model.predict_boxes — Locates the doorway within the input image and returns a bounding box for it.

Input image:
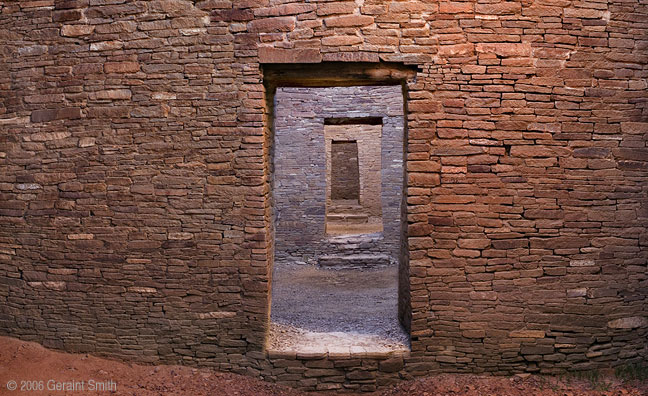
[263,63,415,355]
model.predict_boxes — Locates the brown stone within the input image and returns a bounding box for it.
[1,0,646,389]
[321,35,363,46]
[379,357,404,373]
[258,47,322,63]
[248,17,295,33]
[476,43,532,57]
[408,172,440,187]
[61,24,95,37]
[53,9,82,22]
[475,2,521,15]
[324,15,374,28]
[30,108,81,123]
[104,62,140,73]
[530,237,589,249]
[510,330,545,338]
[440,2,474,13]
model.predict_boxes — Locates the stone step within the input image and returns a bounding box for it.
[318,254,392,268]
[326,232,382,243]
[328,205,364,213]
[326,212,369,224]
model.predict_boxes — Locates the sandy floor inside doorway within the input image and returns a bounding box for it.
[269,262,409,354]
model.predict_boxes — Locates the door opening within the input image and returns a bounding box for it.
[262,63,416,356]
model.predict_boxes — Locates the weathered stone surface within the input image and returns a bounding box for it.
[248,17,295,33]
[607,317,648,329]
[104,61,140,73]
[0,0,646,392]
[324,15,374,28]
[30,108,81,123]
[510,330,546,338]
[258,47,322,63]
[379,357,404,373]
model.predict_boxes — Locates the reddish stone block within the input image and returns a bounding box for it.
[317,2,356,16]
[408,100,442,113]
[491,239,528,249]
[530,237,589,249]
[61,24,94,37]
[258,47,322,63]
[408,172,440,187]
[30,109,58,123]
[104,61,140,73]
[573,147,610,158]
[248,16,295,33]
[321,35,363,46]
[439,2,474,13]
[255,4,316,17]
[52,9,82,22]
[324,15,374,28]
[510,146,555,158]
[461,65,486,74]
[620,122,647,134]
[438,43,474,57]
[30,107,81,123]
[475,2,521,15]
[525,209,563,219]
[476,43,532,57]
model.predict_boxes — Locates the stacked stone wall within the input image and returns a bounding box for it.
[0,0,646,392]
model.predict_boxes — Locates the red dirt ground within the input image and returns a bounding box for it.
[0,336,645,396]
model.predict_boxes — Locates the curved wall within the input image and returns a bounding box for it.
[0,0,646,391]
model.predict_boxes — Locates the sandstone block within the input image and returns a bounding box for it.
[440,2,474,13]
[90,41,124,51]
[408,172,440,187]
[461,65,486,74]
[255,4,316,17]
[30,108,81,123]
[378,357,403,373]
[61,24,95,37]
[258,47,322,63]
[53,9,82,22]
[438,43,474,57]
[67,233,94,240]
[476,43,532,57]
[78,137,96,147]
[463,330,485,338]
[94,89,132,100]
[248,16,295,33]
[607,317,648,329]
[510,330,545,338]
[475,2,521,15]
[168,232,193,240]
[563,8,605,19]
[104,62,140,73]
[324,15,374,28]
[321,35,363,46]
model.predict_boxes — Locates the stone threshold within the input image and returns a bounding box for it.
[267,323,410,360]
[267,346,409,361]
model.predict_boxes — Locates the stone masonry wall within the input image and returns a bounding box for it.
[0,0,646,392]
[273,86,404,265]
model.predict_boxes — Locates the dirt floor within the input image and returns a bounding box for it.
[269,262,408,352]
[1,336,647,396]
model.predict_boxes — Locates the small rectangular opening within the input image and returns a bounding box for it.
[330,140,360,201]
[324,116,383,125]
